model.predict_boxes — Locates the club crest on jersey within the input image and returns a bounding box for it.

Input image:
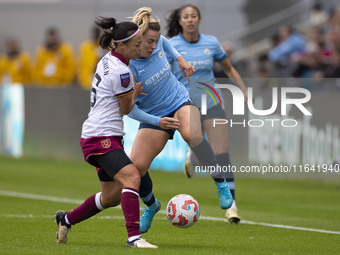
[204,48,211,55]
[158,51,164,58]
[101,138,111,149]
[120,73,130,88]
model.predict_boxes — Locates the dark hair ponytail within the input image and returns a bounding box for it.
[94,17,139,49]
[166,8,181,38]
[166,4,201,38]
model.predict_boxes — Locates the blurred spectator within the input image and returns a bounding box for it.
[77,26,105,90]
[309,2,328,27]
[292,49,326,90]
[0,37,32,85]
[305,26,324,52]
[256,54,273,89]
[325,27,340,51]
[328,5,340,29]
[268,26,306,64]
[322,47,340,78]
[292,50,325,78]
[34,27,75,86]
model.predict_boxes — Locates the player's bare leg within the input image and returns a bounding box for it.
[175,105,233,209]
[130,129,169,233]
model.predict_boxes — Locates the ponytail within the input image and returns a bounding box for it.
[131,7,160,34]
[166,8,182,38]
[94,17,139,50]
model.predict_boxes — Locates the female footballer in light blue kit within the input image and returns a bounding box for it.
[166,4,249,223]
[127,7,233,233]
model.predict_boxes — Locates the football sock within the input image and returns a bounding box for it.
[226,178,235,199]
[121,188,141,239]
[190,138,223,182]
[190,138,216,166]
[216,153,235,198]
[140,172,156,207]
[230,200,237,210]
[66,192,104,225]
[128,235,141,242]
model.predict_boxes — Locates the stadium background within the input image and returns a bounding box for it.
[1,0,340,173]
[0,1,340,254]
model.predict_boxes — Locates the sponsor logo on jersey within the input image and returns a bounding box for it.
[120,73,130,88]
[204,48,211,55]
[188,59,211,69]
[158,51,164,58]
[145,63,170,85]
[101,138,111,149]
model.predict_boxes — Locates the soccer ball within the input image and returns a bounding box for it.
[166,194,200,228]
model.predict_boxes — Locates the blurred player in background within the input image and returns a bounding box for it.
[0,37,32,85]
[166,4,248,223]
[77,26,105,89]
[55,17,157,248]
[34,27,75,86]
[127,7,233,234]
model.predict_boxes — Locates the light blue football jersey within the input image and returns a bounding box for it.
[168,33,228,109]
[129,36,189,117]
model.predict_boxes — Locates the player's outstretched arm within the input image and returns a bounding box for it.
[128,105,180,130]
[161,36,195,81]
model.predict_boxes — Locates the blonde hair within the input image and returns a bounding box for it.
[131,7,160,34]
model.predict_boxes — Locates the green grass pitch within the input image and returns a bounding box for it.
[0,156,340,254]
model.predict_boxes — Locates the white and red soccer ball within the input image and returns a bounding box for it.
[166,194,200,228]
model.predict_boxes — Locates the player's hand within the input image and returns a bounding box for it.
[159,117,180,130]
[133,73,147,98]
[177,56,195,82]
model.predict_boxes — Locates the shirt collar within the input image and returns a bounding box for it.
[111,50,129,66]
[180,32,201,44]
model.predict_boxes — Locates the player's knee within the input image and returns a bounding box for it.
[119,167,141,190]
[186,131,203,147]
[131,158,150,176]
[138,167,149,177]
[180,129,193,145]
[129,170,141,188]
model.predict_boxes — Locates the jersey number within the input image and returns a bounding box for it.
[90,73,102,107]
